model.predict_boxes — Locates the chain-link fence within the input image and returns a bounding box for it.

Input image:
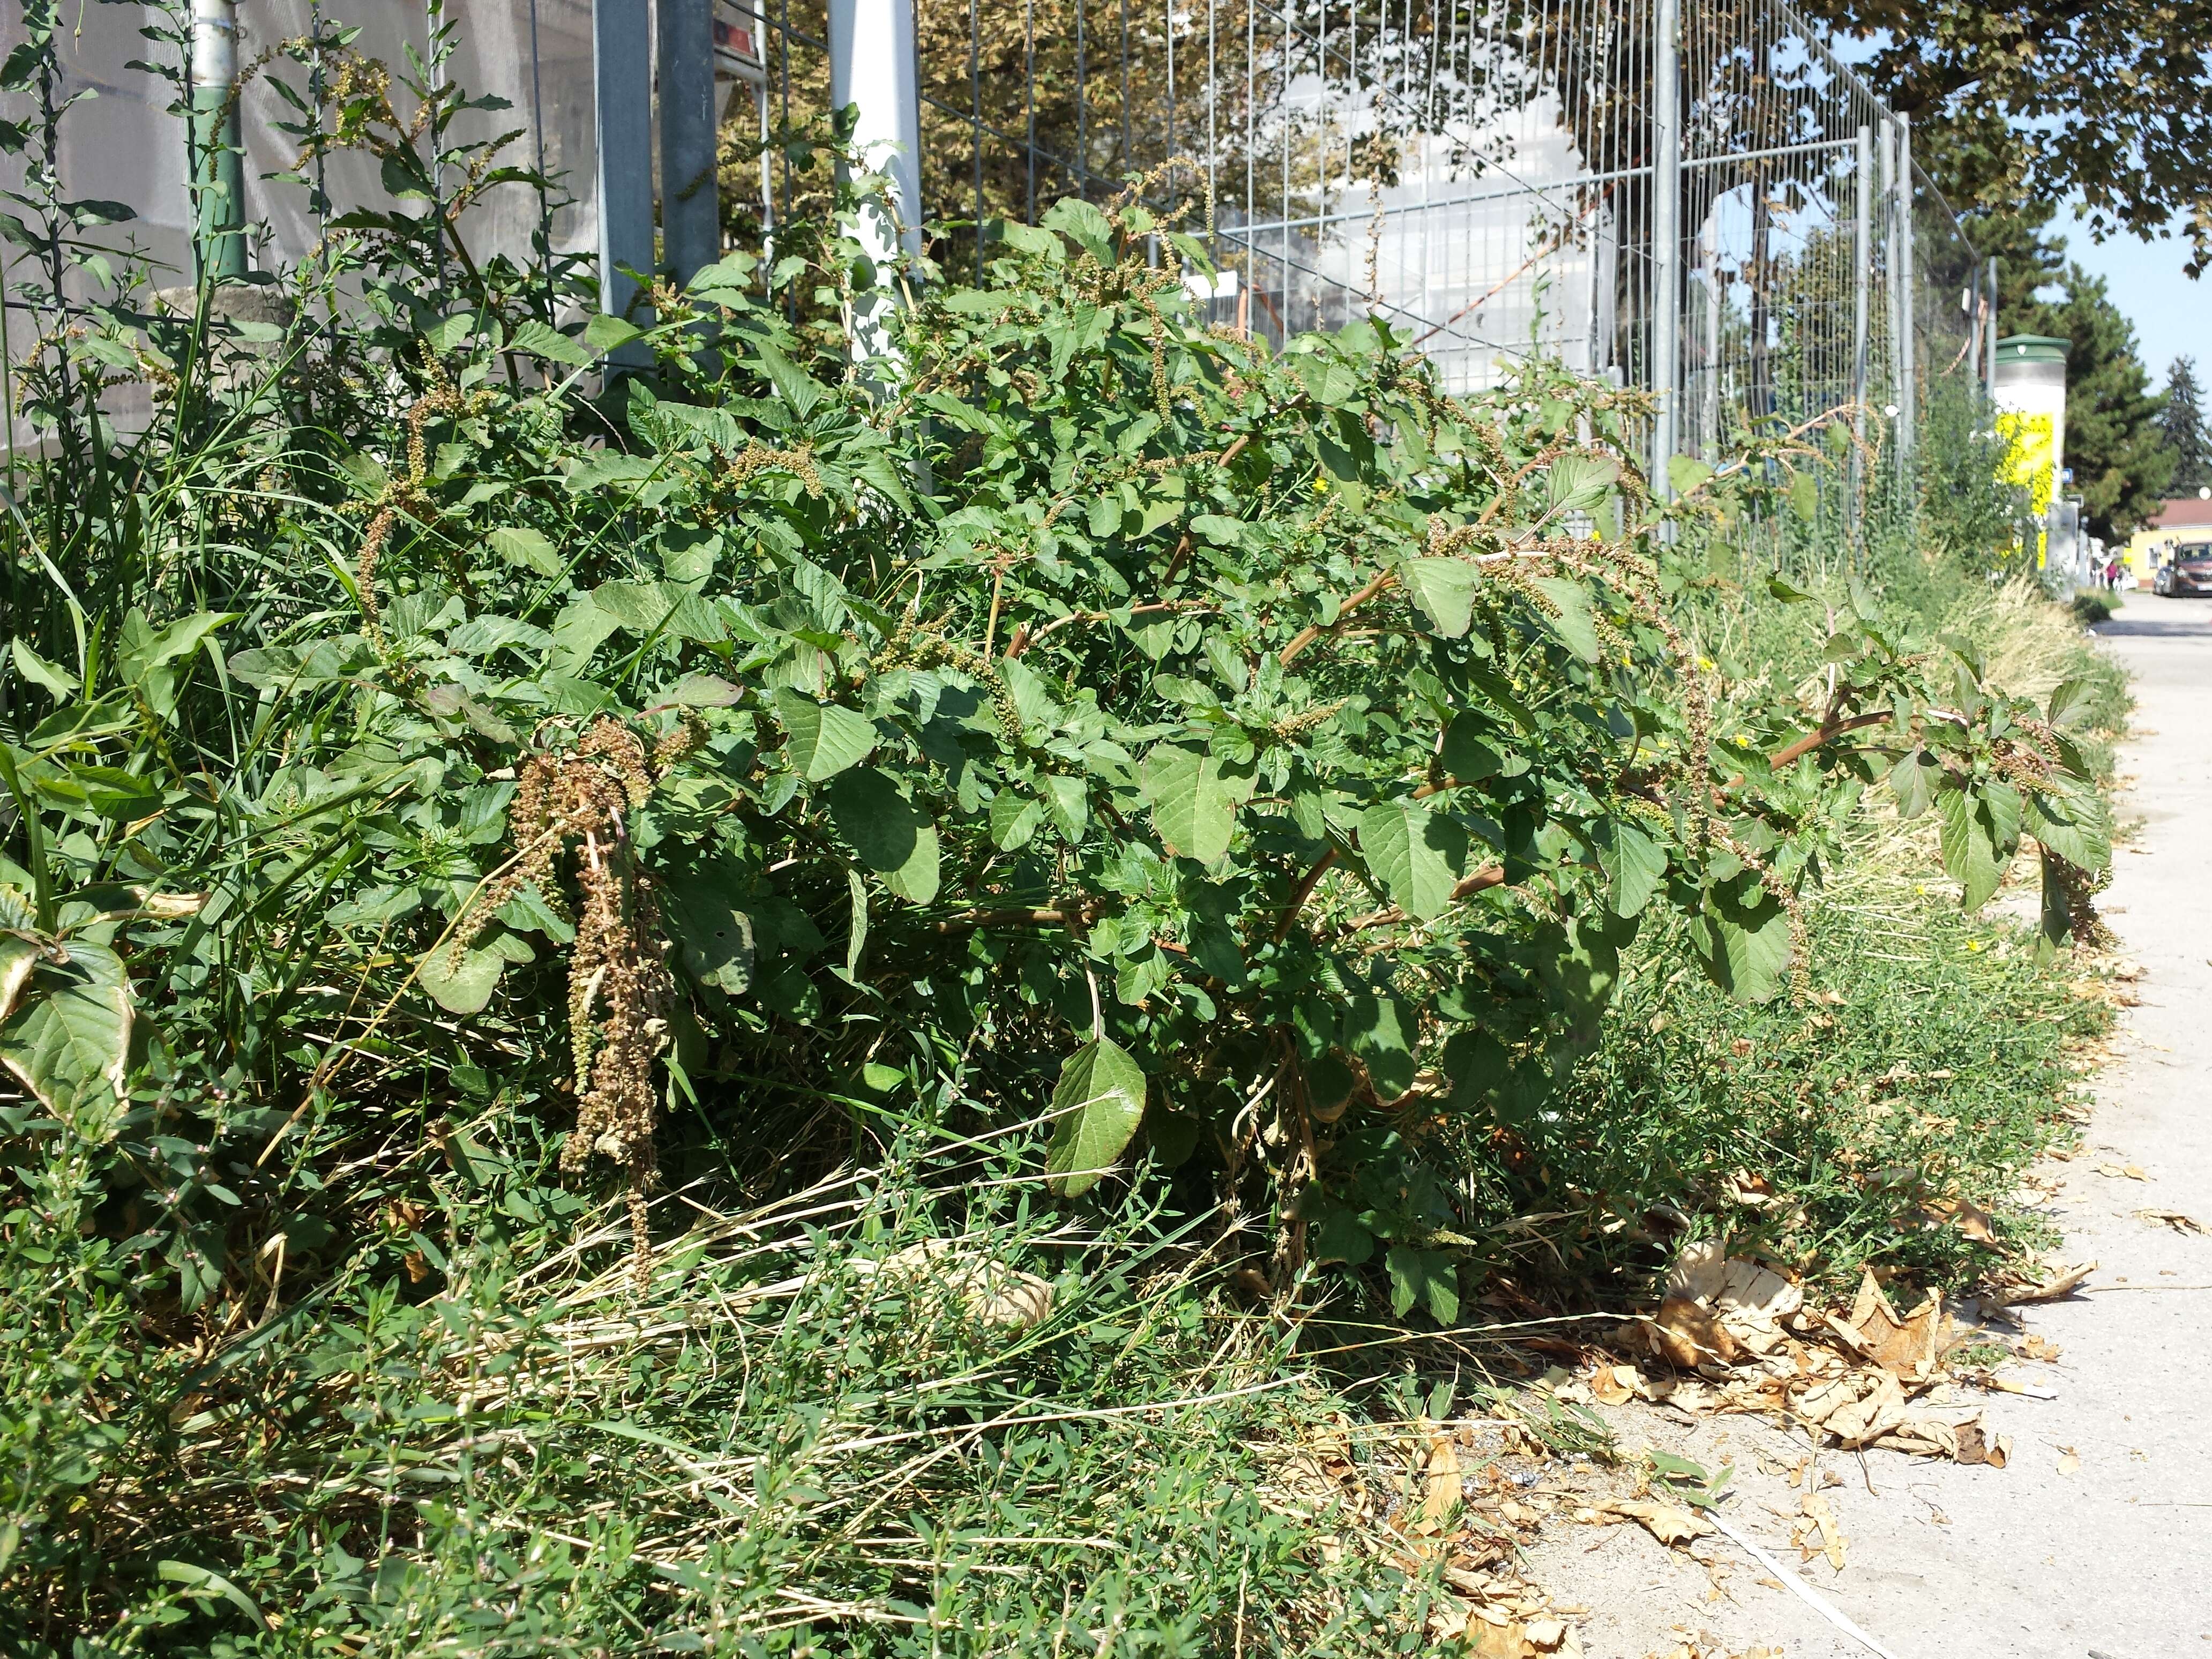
[2,0,1994,477]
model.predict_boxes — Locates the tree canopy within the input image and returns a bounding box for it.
[2161,358,2210,494]
[1802,0,2212,276]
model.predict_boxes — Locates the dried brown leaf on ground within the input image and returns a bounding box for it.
[1987,1258,2097,1307]
[2136,1207,2207,1234]
[1588,1363,1641,1406]
[870,1239,1056,1329]
[1919,1195,1999,1244]
[1798,1492,1847,1570]
[1952,1417,2011,1467]
[2057,1446,2081,1476]
[1839,1270,1948,1379]
[1666,1241,1804,1355]
[2019,1333,2063,1362]
[1598,1497,1714,1547]
[2094,1161,2148,1180]
[1448,1612,1576,1657]
[1649,1296,1741,1369]
[1420,1432,1463,1529]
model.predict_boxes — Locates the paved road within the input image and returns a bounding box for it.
[1523,595,2212,1658]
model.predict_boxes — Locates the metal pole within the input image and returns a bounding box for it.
[1851,124,1870,466]
[1701,219,1719,459]
[828,0,923,363]
[659,0,721,287]
[595,0,655,358]
[190,0,245,283]
[1651,0,1680,494]
[1878,121,1900,476]
[1985,255,1999,407]
[1895,114,1916,467]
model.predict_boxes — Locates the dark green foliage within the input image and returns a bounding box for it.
[0,21,2125,1655]
[1803,0,2212,275]
[2160,357,2210,493]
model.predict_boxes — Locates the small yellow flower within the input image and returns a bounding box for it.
[1697,655,1714,671]
[1966,940,1982,953]
[1312,477,1329,495]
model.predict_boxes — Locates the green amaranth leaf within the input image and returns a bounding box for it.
[1358,798,1464,921]
[774,689,877,783]
[664,869,754,993]
[506,319,595,365]
[1936,783,2011,911]
[2037,849,2072,963]
[10,637,78,698]
[0,943,132,1130]
[1596,819,1667,918]
[1342,991,1418,1100]
[1889,747,1941,819]
[2025,781,2109,874]
[1687,882,1792,1004]
[1140,744,1249,865]
[828,767,941,903]
[1384,1243,1460,1324]
[1398,557,1477,638]
[489,525,563,576]
[1546,452,1618,515]
[1529,576,1602,662]
[1668,454,1715,496]
[1045,1036,1147,1197]
[417,944,505,1014]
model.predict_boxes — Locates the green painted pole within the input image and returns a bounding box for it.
[191,0,245,283]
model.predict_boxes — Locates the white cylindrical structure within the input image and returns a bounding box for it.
[829,0,922,364]
[1993,334,2069,570]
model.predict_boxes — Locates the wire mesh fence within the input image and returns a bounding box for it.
[1,0,1994,481]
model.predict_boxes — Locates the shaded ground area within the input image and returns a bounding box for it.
[1513,596,2212,1658]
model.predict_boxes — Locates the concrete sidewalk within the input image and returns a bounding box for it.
[1521,599,2212,1658]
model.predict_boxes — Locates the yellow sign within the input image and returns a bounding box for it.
[1998,410,2056,565]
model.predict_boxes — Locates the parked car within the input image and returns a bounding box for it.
[2155,543,2212,596]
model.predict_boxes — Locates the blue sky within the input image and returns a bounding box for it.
[2045,207,2207,398]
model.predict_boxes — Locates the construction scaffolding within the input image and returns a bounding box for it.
[1,0,1996,480]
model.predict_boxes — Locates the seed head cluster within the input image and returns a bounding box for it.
[467,717,695,1276]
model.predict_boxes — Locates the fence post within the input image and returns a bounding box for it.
[1894,115,1916,468]
[1651,0,1680,496]
[658,0,721,288]
[1851,124,1871,502]
[829,0,923,365]
[594,0,655,360]
[1985,256,1999,407]
[189,0,246,283]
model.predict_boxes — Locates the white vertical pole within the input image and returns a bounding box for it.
[1851,124,1870,459]
[658,0,721,287]
[1895,114,1916,466]
[1651,0,1680,496]
[829,0,922,364]
[1701,219,1719,459]
[595,0,655,361]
